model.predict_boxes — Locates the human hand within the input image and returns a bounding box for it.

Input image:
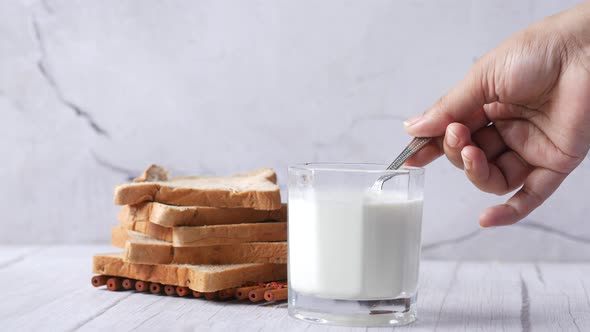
[404,2,590,227]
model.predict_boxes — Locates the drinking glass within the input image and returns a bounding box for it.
[288,163,425,327]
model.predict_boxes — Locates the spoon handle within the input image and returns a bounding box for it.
[386,137,432,170]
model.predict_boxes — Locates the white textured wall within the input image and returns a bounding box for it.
[2,0,589,260]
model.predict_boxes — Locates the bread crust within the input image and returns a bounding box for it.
[93,253,287,292]
[120,203,287,227]
[123,237,287,265]
[116,217,287,247]
[114,168,281,209]
[114,228,287,265]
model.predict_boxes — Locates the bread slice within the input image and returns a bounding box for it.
[117,217,287,247]
[92,253,287,292]
[116,229,287,265]
[119,220,173,242]
[120,202,287,227]
[111,225,129,248]
[114,166,281,210]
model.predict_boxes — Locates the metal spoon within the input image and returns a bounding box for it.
[371,137,431,190]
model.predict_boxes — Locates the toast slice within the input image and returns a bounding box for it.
[117,217,287,247]
[92,253,286,292]
[120,202,287,227]
[114,166,281,210]
[117,229,287,265]
[118,221,173,242]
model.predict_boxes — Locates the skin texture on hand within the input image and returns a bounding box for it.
[404,2,590,227]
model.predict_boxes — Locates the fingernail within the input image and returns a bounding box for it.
[446,128,459,148]
[461,150,472,169]
[403,114,423,127]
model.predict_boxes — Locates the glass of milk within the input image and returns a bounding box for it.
[288,163,424,327]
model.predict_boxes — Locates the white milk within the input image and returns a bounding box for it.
[289,190,423,300]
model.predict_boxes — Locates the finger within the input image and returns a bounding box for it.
[461,146,531,194]
[404,56,498,137]
[471,125,507,160]
[404,138,443,167]
[443,123,472,169]
[405,108,490,167]
[479,168,567,227]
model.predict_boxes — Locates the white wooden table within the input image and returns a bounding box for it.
[1,245,589,332]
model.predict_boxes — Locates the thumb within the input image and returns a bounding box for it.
[405,57,498,137]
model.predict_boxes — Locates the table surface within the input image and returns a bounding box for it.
[1,245,589,332]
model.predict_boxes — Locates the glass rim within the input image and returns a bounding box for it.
[288,162,424,174]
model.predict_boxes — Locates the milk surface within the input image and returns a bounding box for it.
[289,190,423,300]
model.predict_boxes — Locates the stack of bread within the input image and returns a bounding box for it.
[91,165,288,302]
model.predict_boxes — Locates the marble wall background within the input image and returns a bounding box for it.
[2,0,589,260]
